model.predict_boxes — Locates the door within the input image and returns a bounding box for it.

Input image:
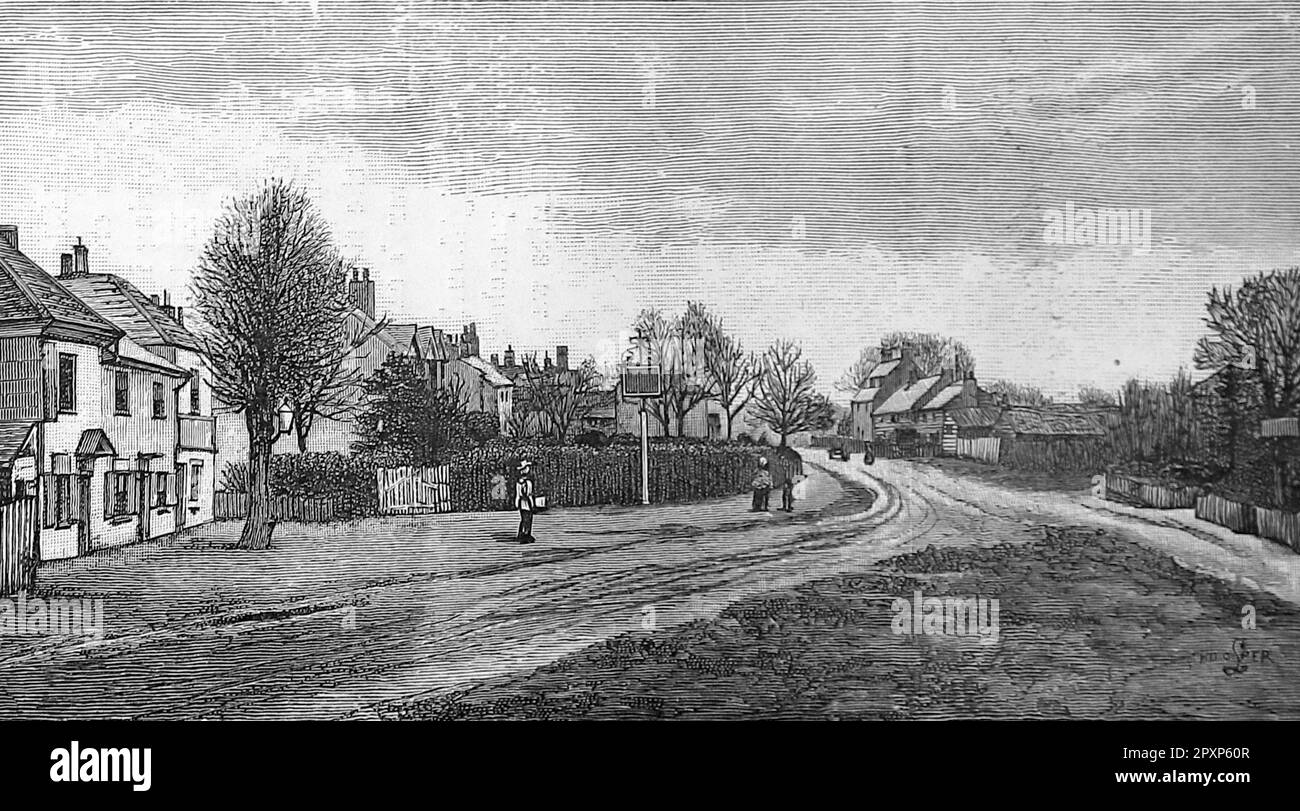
[174,464,187,530]
[136,470,150,544]
[76,474,91,556]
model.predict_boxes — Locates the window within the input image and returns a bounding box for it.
[57,353,76,412]
[114,371,130,415]
[152,380,166,420]
[189,461,202,502]
[45,455,77,529]
[189,370,200,415]
[153,471,170,507]
[104,470,138,519]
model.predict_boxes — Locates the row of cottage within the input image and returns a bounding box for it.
[1,227,216,562]
[847,340,1112,452]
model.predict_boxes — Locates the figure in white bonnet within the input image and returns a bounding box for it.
[750,456,772,512]
[515,459,537,543]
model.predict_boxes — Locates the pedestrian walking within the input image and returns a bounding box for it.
[750,457,772,512]
[515,459,537,543]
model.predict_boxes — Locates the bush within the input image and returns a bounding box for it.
[220,452,378,519]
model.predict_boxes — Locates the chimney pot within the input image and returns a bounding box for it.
[0,225,17,250]
[150,294,160,306]
[362,267,369,280]
[60,253,73,277]
[70,239,89,277]
[176,306,184,326]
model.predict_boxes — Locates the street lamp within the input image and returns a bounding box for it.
[277,400,295,435]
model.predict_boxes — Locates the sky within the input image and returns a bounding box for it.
[1,0,1298,402]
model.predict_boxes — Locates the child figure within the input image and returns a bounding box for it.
[781,474,797,512]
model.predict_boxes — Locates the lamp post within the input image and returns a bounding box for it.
[277,400,295,436]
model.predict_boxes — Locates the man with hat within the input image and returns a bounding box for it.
[515,459,537,543]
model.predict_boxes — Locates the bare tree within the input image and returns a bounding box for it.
[1195,267,1300,505]
[751,340,835,446]
[1076,386,1117,408]
[289,262,390,452]
[700,310,759,439]
[191,179,345,550]
[631,308,675,433]
[986,379,1053,407]
[521,357,603,442]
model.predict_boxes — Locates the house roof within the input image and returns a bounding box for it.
[851,386,881,404]
[0,242,121,341]
[387,323,417,353]
[57,273,201,351]
[875,375,943,415]
[867,359,900,380]
[112,334,189,376]
[458,354,513,388]
[946,406,1002,429]
[921,382,966,411]
[996,407,1106,436]
[75,428,117,458]
[0,421,36,463]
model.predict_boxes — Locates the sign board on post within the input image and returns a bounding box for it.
[621,364,663,397]
[621,364,661,505]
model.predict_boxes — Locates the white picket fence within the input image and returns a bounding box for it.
[375,465,453,514]
[956,437,1001,465]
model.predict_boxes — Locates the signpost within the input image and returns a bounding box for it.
[621,363,662,505]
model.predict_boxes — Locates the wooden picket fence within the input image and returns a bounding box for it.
[214,491,338,523]
[957,437,1002,465]
[1255,506,1300,552]
[1195,494,1257,534]
[0,496,37,595]
[376,466,452,514]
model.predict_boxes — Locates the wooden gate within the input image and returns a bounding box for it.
[0,496,38,595]
[376,465,452,514]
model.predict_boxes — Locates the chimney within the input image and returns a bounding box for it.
[503,345,515,368]
[556,345,569,371]
[0,225,17,250]
[544,351,553,371]
[176,306,184,326]
[490,353,500,367]
[67,238,89,278]
[150,294,160,306]
[348,267,376,319]
[60,253,73,277]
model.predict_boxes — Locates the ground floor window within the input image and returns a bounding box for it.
[45,473,76,529]
[105,470,139,519]
[152,471,175,508]
[189,461,203,502]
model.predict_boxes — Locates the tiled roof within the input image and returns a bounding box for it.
[875,375,943,415]
[867,359,900,380]
[946,406,1002,429]
[57,274,200,351]
[458,354,513,388]
[0,421,36,462]
[920,383,966,411]
[387,323,417,352]
[0,242,120,339]
[851,386,881,404]
[996,407,1106,436]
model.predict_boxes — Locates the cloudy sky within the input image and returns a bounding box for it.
[2,0,1298,400]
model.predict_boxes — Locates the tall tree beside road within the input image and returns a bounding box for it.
[1195,267,1300,505]
[352,355,467,464]
[631,305,715,436]
[192,179,347,550]
[518,356,604,442]
[289,261,389,453]
[699,309,760,440]
[837,331,975,391]
[751,340,835,446]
